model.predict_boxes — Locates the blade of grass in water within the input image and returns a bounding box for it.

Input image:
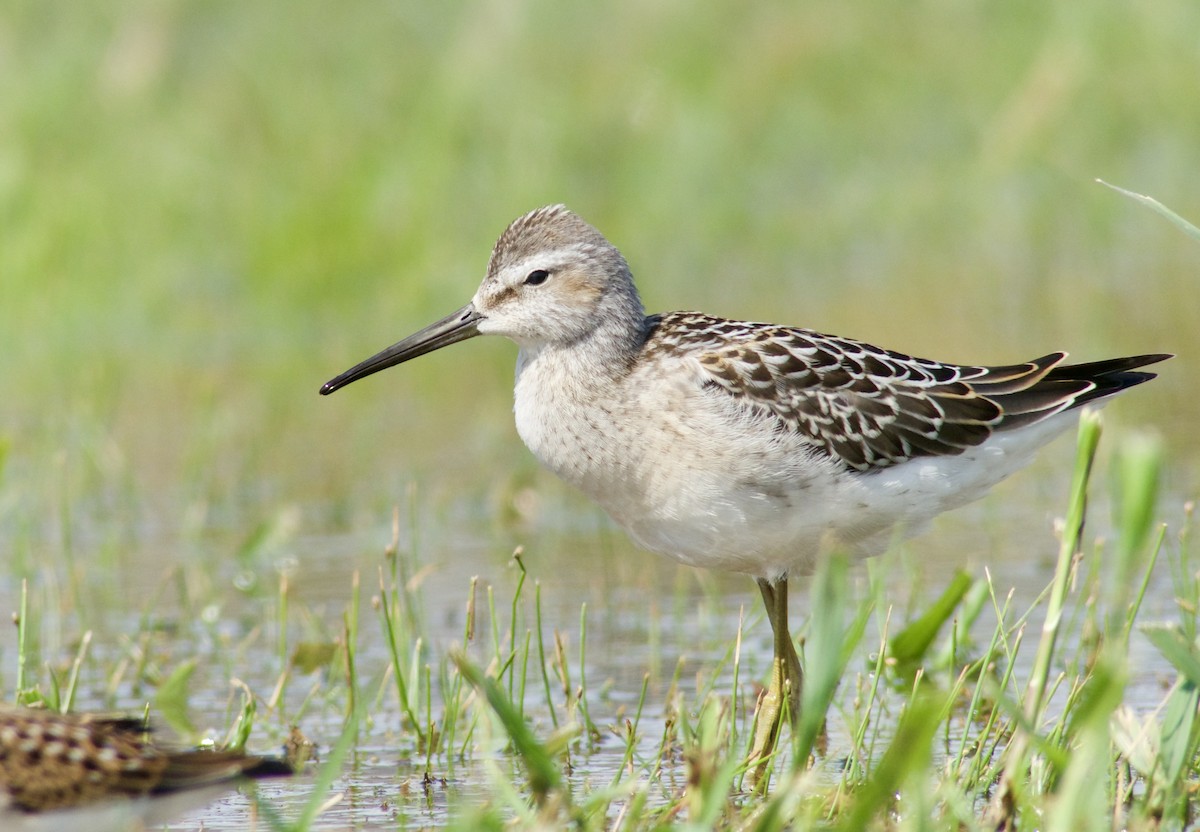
[1045,658,1127,832]
[834,691,946,832]
[277,572,289,688]
[793,553,871,770]
[61,629,91,714]
[888,569,972,666]
[1097,180,1200,242]
[377,567,425,743]
[535,581,560,729]
[452,649,562,805]
[578,602,599,744]
[260,712,358,832]
[155,658,199,743]
[992,411,1102,820]
[15,579,28,700]
[1110,435,1164,642]
[610,672,650,790]
[510,550,527,704]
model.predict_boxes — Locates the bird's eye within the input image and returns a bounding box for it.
[524,269,550,286]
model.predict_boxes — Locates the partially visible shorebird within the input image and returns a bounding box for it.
[320,204,1169,784]
[0,707,292,829]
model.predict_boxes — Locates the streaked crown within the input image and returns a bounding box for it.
[472,205,645,351]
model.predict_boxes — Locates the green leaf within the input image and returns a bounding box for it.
[1158,680,1200,785]
[889,570,973,663]
[1114,435,1163,584]
[1063,656,1127,740]
[291,641,338,674]
[155,658,198,741]
[1142,624,1200,687]
[227,691,257,752]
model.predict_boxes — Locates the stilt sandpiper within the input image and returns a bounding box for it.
[320,205,1169,785]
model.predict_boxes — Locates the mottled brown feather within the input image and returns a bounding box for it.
[645,312,1169,472]
[0,708,291,813]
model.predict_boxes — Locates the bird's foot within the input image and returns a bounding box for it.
[746,654,800,791]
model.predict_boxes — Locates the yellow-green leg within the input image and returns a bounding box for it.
[746,576,803,790]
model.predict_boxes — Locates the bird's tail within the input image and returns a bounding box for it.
[980,352,1171,432]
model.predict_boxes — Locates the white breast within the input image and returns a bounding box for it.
[512,344,1085,580]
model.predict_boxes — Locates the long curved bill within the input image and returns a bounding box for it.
[320,304,483,395]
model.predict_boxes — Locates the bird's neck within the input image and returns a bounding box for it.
[518,307,650,384]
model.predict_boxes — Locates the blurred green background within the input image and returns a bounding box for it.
[2,0,1196,545]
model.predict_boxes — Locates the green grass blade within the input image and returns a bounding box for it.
[376,567,425,742]
[1110,434,1164,640]
[834,691,944,832]
[991,412,1102,821]
[1142,624,1200,686]
[15,579,28,700]
[794,552,868,766]
[452,649,561,804]
[1158,680,1200,785]
[888,569,972,664]
[289,712,358,832]
[1044,658,1126,832]
[1098,180,1200,242]
[154,658,199,742]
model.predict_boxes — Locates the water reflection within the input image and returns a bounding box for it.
[0,462,1189,828]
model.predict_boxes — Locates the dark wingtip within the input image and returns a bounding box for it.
[1055,353,1173,407]
[240,756,298,779]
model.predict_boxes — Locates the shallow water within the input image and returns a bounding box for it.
[188,466,1190,825]
[0,430,1190,829]
[3,3,1194,825]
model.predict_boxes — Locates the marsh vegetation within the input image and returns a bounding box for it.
[2,1,1198,828]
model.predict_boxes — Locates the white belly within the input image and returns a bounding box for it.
[513,348,1081,580]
